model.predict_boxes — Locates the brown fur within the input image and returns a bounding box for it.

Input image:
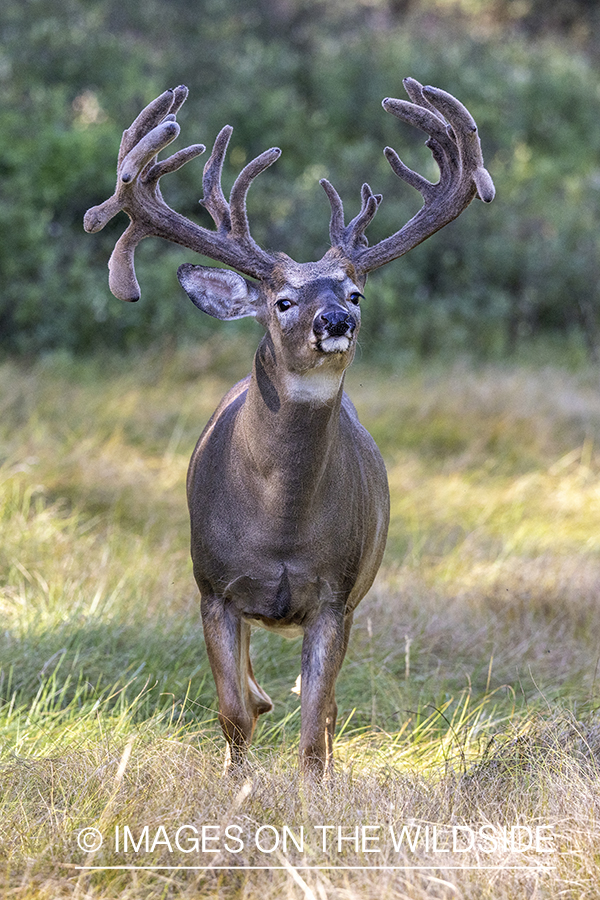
[83,80,493,776]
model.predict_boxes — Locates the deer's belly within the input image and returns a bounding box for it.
[243,616,305,639]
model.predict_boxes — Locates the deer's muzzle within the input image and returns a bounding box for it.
[313,308,356,340]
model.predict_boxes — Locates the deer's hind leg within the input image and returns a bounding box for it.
[201,595,272,770]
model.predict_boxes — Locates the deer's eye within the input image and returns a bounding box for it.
[349,291,364,305]
[275,298,294,312]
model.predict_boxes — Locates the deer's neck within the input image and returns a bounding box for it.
[236,336,345,513]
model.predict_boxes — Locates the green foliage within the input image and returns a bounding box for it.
[2,0,600,356]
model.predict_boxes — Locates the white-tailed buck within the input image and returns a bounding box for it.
[84,80,494,776]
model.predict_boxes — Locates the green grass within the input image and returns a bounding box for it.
[1,342,600,897]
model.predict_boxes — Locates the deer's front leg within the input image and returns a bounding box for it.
[299,609,353,777]
[201,595,271,771]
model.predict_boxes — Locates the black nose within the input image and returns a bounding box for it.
[317,308,356,337]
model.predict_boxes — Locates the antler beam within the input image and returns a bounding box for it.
[83,86,279,301]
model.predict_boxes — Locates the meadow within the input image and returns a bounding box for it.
[1,339,600,898]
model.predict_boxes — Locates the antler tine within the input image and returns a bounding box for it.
[402,76,445,121]
[143,86,192,176]
[320,179,345,246]
[201,126,234,232]
[351,77,494,275]
[168,84,189,118]
[119,119,180,184]
[230,147,281,241]
[422,85,495,202]
[144,144,206,183]
[319,180,382,253]
[382,94,459,167]
[118,88,182,167]
[473,165,496,204]
[108,223,144,301]
[345,184,383,249]
[383,145,437,202]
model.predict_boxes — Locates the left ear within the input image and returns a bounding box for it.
[177,263,264,320]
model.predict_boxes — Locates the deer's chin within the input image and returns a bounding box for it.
[317,335,353,354]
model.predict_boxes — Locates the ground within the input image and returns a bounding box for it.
[0,340,599,898]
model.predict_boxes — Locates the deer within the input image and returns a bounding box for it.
[84,79,494,777]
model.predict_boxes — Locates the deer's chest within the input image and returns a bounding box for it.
[187,386,387,623]
[189,434,363,610]
[190,467,363,597]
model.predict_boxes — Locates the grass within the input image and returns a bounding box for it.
[1,339,600,897]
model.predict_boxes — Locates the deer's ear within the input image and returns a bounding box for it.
[177,264,263,320]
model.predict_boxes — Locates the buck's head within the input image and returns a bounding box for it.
[84,80,494,373]
[177,249,365,380]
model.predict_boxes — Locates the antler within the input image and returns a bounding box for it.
[320,77,495,275]
[83,86,279,301]
[85,80,493,300]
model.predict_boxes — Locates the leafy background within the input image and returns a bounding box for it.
[3,0,600,359]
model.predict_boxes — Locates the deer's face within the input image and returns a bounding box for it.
[263,257,363,377]
[178,253,365,379]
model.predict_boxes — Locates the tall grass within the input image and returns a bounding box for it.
[1,343,599,897]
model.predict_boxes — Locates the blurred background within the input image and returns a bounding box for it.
[3,11,600,883]
[2,0,600,361]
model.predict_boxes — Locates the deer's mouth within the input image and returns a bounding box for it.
[316,334,353,354]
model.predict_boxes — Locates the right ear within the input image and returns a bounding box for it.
[177,264,264,320]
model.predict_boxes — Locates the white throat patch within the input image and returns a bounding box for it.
[282,369,343,403]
